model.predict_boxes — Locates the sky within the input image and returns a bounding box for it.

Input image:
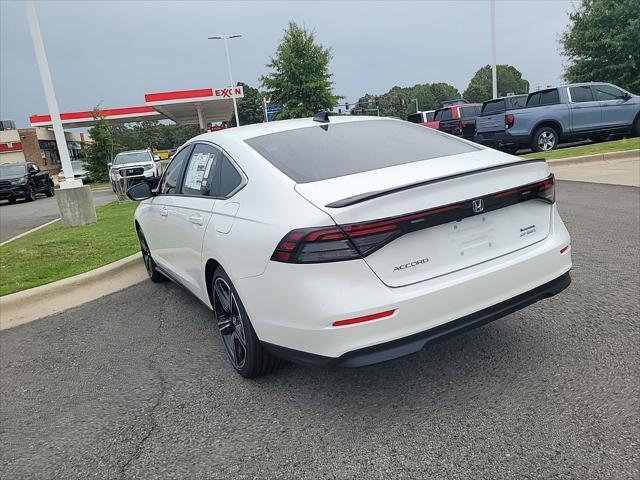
[1,0,577,128]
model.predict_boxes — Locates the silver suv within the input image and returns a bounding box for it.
[109,150,163,192]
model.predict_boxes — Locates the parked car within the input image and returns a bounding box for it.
[109,149,163,192]
[407,110,435,124]
[0,162,54,203]
[438,103,482,140]
[59,160,89,183]
[474,95,529,152]
[127,115,572,378]
[474,83,640,152]
[420,103,481,133]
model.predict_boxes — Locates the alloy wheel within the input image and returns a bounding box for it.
[537,131,556,151]
[213,277,247,369]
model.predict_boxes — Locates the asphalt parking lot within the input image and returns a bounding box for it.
[0,188,116,242]
[1,180,638,479]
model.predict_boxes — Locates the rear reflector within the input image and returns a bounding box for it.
[271,174,556,264]
[332,309,396,327]
[560,244,570,254]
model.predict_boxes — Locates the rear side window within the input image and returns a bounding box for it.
[245,119,479,183]
[181,143,220,196]
[481,100,505,114]
[569,85,594,103]
[434,108,452,121]
[218,155,243,197]
[593,84,626,101]
[460,106,480,117]
[159,146,191,194]
[407,113,423,123]
[424,111,435,122]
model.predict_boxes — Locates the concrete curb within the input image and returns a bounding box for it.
[542,149,639,166]
[0,253,147,331]
[0,218,61,246]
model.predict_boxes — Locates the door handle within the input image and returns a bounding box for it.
[159,207,168,217]
[189,215,204,225]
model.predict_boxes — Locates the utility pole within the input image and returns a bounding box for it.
[26,0,95,226]
[26,1,79,188]
[490,0,498,99]
[208,35,242,126]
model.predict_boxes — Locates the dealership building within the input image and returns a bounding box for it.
[0,122,89,173]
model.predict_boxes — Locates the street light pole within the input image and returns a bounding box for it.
[490,0,498,99]
[208,34,242,127]
[26,0,80,188]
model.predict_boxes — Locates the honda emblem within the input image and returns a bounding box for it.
[472,198,484,213]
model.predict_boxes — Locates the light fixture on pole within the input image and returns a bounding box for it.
[208,34,242,127]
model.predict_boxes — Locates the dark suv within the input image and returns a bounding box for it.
[0,162,55,204]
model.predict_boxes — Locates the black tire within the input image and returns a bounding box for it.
[632,116,640,137]
[45,182,55,197]
[531,126,559,152]
[211,267,283,378]
[112,182,117,194]
[137,227,165,283]
[24,184,36,202]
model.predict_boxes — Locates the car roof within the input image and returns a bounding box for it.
[115,149,151,154]
[191,115,389,143]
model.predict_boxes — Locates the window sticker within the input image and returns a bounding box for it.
[184,152,215,192]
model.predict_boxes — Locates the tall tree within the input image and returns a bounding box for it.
[85,112,118,182]
[261,22,340,119]
[463,65,530,103]
[351,83,461,118]
[562,0,639,93]
[229,82,265,126]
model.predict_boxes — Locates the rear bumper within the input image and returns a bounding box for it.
[237,205,572,361]
[474,131,528,147]
[265,271,571,368]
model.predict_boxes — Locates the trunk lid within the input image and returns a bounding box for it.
[295,150,552,287]
[475,114,505,134]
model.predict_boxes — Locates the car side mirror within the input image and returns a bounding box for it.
[623,92,632,100]
[126,182,153,201]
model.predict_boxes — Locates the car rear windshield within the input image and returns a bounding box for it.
[460,106,480,117]
[244,119,480,183]
[481,100,505,114]
[0,164,26,176]
[434,108,452,121]
[113,152,151,165]
[406,113,423,123]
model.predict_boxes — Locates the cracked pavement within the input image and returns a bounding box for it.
[1,181,638,479]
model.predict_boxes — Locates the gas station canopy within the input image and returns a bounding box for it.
[29,86,244,130]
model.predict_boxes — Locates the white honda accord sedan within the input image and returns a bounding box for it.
[127,115,572,377]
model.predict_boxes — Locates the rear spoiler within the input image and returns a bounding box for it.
[325,158,547,208]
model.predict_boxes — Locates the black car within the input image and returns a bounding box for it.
[0,162,55,204]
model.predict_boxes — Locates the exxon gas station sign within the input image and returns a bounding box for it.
[213,86,244,99]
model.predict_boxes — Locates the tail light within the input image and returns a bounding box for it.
[505,114,515,129]
[272,174,555,264]
[460,120,467,128]
[494,174,555,204]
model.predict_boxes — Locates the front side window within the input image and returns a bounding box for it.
[569,85,594,103]
[245,119,479,183]
[159,146,191,195]
[593,84,626,101]
[181,144,220,196]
